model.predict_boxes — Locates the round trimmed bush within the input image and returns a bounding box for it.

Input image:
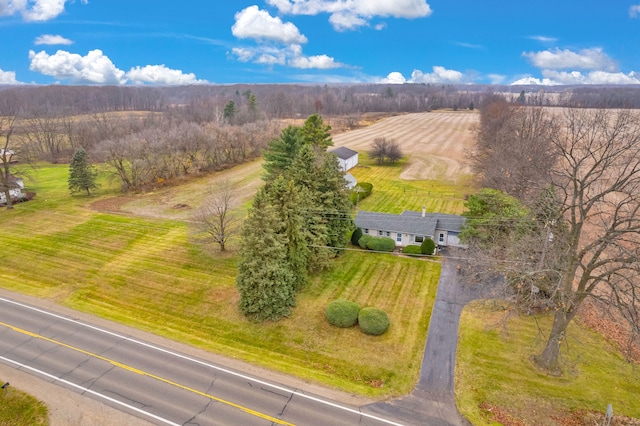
[326,300,361,328]
[351,227,363,245]
[421,237,436,255]
[358,307,390,335]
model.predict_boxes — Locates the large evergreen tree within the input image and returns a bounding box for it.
[68,148,99,196]
[236,188,296,321]
[237,114,353,321]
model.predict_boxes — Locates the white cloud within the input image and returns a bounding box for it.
[380,66,466,84]
[629,5,640,17]
[0,0,86,22]
[522,47,617,71]
[289,53,340,69]
[29,49,207,85]
[510,76,560,86]
[528,35,558,43]
[232,6,307,44]
[29,49,127,84]
[231,44,343,69]
[488,74,506,85]
[266,0,432,31]
[34,34,73,45]
[126,65,207,85]
[510,70,640,85]
[0,68,23,85]
[411,66,465,84]
[380,72,406,84]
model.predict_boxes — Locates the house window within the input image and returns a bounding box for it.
[414,235,424,243]
[439,233,445,244]
[363,228,369,234]
[396,233,402,243]
[378,230,383,236]
[386,231,390,237]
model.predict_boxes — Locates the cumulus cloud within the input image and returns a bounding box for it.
[232,6,307,44]
[231,44,343,69]
[29,49,205,85]
[522,47,617,71]
[0,68,23,85]
[0,0,86,22]
[380,71,406,84]
[411,66,465,83]
[34,34,73,45]
[126,65,207,85]
[629,5,640,17]
[266,0,432,31]
[289,53,341,69]
[380,66,466,84]
[29,49,127,84]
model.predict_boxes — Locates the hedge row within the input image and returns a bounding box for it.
[356,234,395,252]
[325,300,390,335]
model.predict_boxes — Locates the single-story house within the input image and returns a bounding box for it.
[0,174,25,205]
[330,147,358,172]
[354,208,466,248]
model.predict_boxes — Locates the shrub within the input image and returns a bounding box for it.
[351,227,363,245]
[402,245,422,256]
[421,237,436,255]
[326,300,361,328]
[366,236,395,252]
[350,182,373,204]
[358,307,390,335]
[358,234,371,249]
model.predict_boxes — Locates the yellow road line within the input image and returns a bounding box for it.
[0,321,294,426]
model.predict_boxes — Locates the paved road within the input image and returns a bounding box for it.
[0,295,404,426]
[366,257,491,426]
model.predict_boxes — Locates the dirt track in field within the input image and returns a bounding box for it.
[333,111,478,182]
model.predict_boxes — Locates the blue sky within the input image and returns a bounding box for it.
[1,0,640,86]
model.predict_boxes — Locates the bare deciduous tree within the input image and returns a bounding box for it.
[464,108,640,373]
[470,99,558,201]
[196,180,239,252]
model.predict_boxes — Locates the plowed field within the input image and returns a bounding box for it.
[333,110,478,182]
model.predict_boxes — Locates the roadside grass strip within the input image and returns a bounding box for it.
[456,300,640,424]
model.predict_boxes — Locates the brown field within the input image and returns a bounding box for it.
[112,110,479,219]
[332,110,478,182]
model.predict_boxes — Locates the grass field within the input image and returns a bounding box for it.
[350,153,471,214]
[0,159,446,397]
[456,300,640,424]
[0,381,48,426]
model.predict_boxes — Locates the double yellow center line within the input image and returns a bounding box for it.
[0,321,294,426]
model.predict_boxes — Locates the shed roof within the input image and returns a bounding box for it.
[329,146,358,160]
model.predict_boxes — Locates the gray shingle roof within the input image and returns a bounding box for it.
[354,210,465,236]
[329,146,358,160]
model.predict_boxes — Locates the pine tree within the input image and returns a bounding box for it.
[301,114,332,149]
[262,126,304,181]
[68,148,98,196]
[236,188,296,321]
[267,176,308,290]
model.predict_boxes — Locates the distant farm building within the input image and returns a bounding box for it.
[330,147,358,172]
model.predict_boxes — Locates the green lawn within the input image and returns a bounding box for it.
[456,300,640,424]
[1,163,446,397]
[0,382,48,426]
[350,154,471,214]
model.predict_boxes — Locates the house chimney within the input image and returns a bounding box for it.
[422,205,426,217]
